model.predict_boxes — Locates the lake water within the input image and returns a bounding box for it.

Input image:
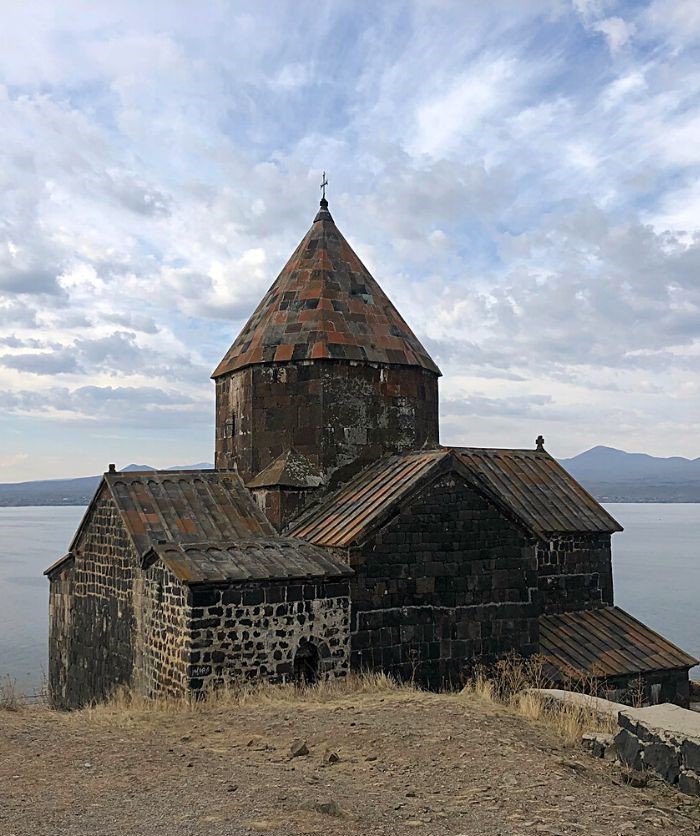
[0,503,698,694]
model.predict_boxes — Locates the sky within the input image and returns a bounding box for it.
[1,0,699,481]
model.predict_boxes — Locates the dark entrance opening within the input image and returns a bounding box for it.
[293,642,320,685]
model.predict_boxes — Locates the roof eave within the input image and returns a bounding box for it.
[212,356,441,380]
[44,552,75,577]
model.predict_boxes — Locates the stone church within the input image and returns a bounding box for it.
[46,194,697,709]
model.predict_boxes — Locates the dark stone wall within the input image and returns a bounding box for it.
[349,474,539,687]
[537,533,613,615]
[598,669,690,708]
[48,489,138,709]
[215,360,439,483]
[141,561,190,698]
[186,579,350,692]
[47,560,74,708]
[250,486,315,532]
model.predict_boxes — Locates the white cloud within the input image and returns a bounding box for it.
[0,0,700,479]
[593,16,635,54]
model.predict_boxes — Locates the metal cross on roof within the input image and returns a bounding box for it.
[320,171,328,201]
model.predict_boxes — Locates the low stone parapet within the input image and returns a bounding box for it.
[615,703,700,796]
[527,687,628,718]
[529,689,700,796]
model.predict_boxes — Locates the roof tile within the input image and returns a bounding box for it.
[212,203,440,378]
[539,606,698,678]
[289,446,622,547]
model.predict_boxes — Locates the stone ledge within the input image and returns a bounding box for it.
[616,703,700,795]
[527,688,627,718]
[532,689,700,797]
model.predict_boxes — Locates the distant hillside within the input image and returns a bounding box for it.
[0,463,214,507]
[2,447,699,506]
[558,446,700,502]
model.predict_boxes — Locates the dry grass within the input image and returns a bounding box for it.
[516,689,616,746]
[461,653,616,747]
[80,670,413,726]
[0,675,22,711]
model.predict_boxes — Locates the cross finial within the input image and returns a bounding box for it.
[320,171,328,203]
[535,435,545,451]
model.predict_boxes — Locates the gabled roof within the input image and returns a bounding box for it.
[288,449,533,547]
[247,448,323,490]
[70,469,274,558]
[143,538,352,585]
[454,447,622,535]
[539,606,698,679]
[212,200,440,378]
[288,446,622,547]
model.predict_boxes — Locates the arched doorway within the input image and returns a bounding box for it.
[293,641,320,685]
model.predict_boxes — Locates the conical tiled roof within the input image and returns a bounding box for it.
[212,200,440,378]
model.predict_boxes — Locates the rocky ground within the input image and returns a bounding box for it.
[1,687,699,836]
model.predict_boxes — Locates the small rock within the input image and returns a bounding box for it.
[83,762,92,769]
[300,799,341,817]
[582,732,614,759]
[406,790,417,798]
[623,769,648,788]
[326,751,340,764]
[290,739,309,757]
[227,784,238,793]
[556,757,586,774]
[365,755,377,762]
[180,735,191,742]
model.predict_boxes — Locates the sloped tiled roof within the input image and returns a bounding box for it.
[289,446,622,547]
[145,538,351,584]
[288,450,448,547]
[247,448,323,489]
[212,200,440,377]
[539,607,698,679]
[70,469,274,557]
[454,447,622,535]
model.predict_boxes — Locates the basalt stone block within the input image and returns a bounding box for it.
[644,742,680,784]
[679,769,700,797]
[191,588,220,607]
[242,589,264,606]
[682,739,700,772]
[615,728,643,771]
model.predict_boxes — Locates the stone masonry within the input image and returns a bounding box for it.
[614,704,700,796]
[48,489,137,709]
[347,474,539,686]
[47,479,351,708]
[186,579,350,693]
[537,533,613,615]
[215,360,439,484]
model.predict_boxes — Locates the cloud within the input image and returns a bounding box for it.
[1,351,81,375]
[0,0,699,479]
[592,17,635,54]
[0,384,210,427]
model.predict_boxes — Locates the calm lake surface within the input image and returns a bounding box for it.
[0,503,698,694]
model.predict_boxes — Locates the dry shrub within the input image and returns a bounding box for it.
[81,670,411,726]
[0,675,22,711]
[516,690,616,747]
[461,653,614,747]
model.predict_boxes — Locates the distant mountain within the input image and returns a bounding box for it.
[558,446,700,502]
[3,447,699,506]
[0,463,214,507]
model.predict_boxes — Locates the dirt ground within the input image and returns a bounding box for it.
[1,688,699,836]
